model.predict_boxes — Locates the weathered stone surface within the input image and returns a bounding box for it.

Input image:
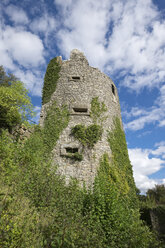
[40,49,122,187]
[12,124,33,141]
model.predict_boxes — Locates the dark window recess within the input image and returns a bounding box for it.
[73,107,88,113]
[112,84,115,95]
[72,76,80,80]
[66,147,78,153]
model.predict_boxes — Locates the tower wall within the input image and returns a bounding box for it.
[40,49,122,186]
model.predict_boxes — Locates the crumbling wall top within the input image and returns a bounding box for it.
[70,49,89,65]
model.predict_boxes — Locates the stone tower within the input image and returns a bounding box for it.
[40,49,122,186]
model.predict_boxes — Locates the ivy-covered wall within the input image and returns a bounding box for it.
[107,118,137,205]
[42,57,61,105]
[43,102,69,154]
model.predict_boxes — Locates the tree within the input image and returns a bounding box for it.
[0,66,17,87]
[0,67,34,132]
[147,184,165,205]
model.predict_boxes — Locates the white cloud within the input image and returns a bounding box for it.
[124,85,165,130]
[153,142,165,159]
[55,0,165,91]
[0,3,45,96]
[14,68,44,96]
[55,0,111,69]
[1,26,45,67]
[30,14,57,34]
[0,24,45,96]
[5,5,29,24]
[30,14,57,47]
[128,148,165,193]
[32,106,42,123]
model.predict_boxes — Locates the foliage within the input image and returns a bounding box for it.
[147,184,165,205]
[90,97,107,124]
[0,78,163,247]
[0,80,34,132]
[0,122,163,247]
[108,118,137,206]
[71,124,102,148]
[43,102,69,154]
[42,57,61,105]
[0,65,17,87]
[0,129,104,247]
[65,152,83,161]
[90,153,161,248]
[0,184,42,248]
[138,184,165,245]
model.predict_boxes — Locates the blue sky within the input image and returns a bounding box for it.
[0,0,165,193]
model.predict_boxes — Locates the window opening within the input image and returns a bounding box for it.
[66,147,78,153]
[112,84,115,95]
[73,107,88,113]
[72,76,80,80]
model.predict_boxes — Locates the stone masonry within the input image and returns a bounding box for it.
[40,49,122,187]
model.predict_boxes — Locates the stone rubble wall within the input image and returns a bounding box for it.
[40,49,122,187]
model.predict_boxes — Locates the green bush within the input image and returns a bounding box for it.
[0,81,34,132]
[0,119,163,247]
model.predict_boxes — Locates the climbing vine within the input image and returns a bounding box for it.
[65,152,83,161]
[71,124,102,148]
[43,102,69,154]
[90,96,107,124]
[107,118,137,206]
[42,57,61,105]
[71,97,107,149]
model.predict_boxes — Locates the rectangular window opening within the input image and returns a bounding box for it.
[66,147,78,153]
[72,76,80,80]
[73,107,88,113]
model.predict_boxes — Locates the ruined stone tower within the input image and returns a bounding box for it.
[40,49,122,186]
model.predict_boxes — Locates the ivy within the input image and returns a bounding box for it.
[42,57,61,105]
[65,152,83,161]
[90,97,107,124]
[71,124,102,148]
[107,118,137,206]
[91,153,159,248]
[43,102,69,154]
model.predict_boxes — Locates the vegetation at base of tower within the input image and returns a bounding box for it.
[89,153,162,248]
[0,130,163,247]
[42,57,61,105]
[71,124,102,148]
[1,124,164,248]
[0,68,34,132]
[0,72,164,247]
[90,96,107,124]
[138,184,165,243]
